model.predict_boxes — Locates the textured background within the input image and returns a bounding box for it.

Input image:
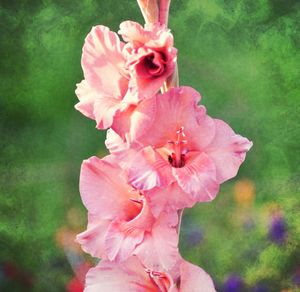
[1,0,299,291]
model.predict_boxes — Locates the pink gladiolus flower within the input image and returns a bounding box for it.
[84,256,216,292]
[76,156,179,270]
[106,86,253,208]
[119,21,177,99]
[75,21,176,138]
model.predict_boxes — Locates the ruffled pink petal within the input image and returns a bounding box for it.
[189,105,216,150]
[104,220,145,262]
[129,96,156,142]
[179,261,216,292]
[146,26,174,48]
[75,79,130,133]
[76,218,110,259]
[119,21,174,47]
[105,129,141,171]
[128,146,174,190]
[85,257,156,292]
[104,201,154,262]
[93,96,121,129]
[105,128,128,156]
[172,152,220,202]
[135,86,201,147]
[205,119,253,183]
[111,104,136,139]
[80,156,140,220]
[131,70,172,100]
[119,21,149,44]
[145,183,195,217]
[75,80,96,119]
[82,25,127,99]
[134,212,179,270]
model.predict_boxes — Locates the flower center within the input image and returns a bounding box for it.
[145,269,171,292]
[144,52,166,76]
[167,127,187,168]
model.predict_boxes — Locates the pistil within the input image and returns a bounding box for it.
[167,126,187,168]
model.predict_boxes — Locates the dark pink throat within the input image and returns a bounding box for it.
[145,269,170,292]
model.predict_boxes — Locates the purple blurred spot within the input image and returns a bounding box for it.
[223,274,244,292]
[292,270,300,287]
[268,216,287,245]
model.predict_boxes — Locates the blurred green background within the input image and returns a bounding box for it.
[1,0,299,291]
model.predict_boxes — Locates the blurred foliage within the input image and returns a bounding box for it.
[0,0,299,291]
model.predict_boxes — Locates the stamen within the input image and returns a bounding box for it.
[166,126,188,168]
[176,126,185,135]
[145,268,169,291]
[145,269,165,279]
[151,271,165,278]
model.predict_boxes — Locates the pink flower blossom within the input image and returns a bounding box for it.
[76,156,179,270]
[75,21,176,138]
[119,21,177,99]
[106,86,252,209]
[84,256,216,292]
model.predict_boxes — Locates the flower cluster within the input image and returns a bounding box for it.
[75,1,252,291]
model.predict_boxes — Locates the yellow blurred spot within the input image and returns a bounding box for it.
[55,227,82,253]
[234,179,256,207]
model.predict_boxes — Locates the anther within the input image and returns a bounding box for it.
[176,126,185,135]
